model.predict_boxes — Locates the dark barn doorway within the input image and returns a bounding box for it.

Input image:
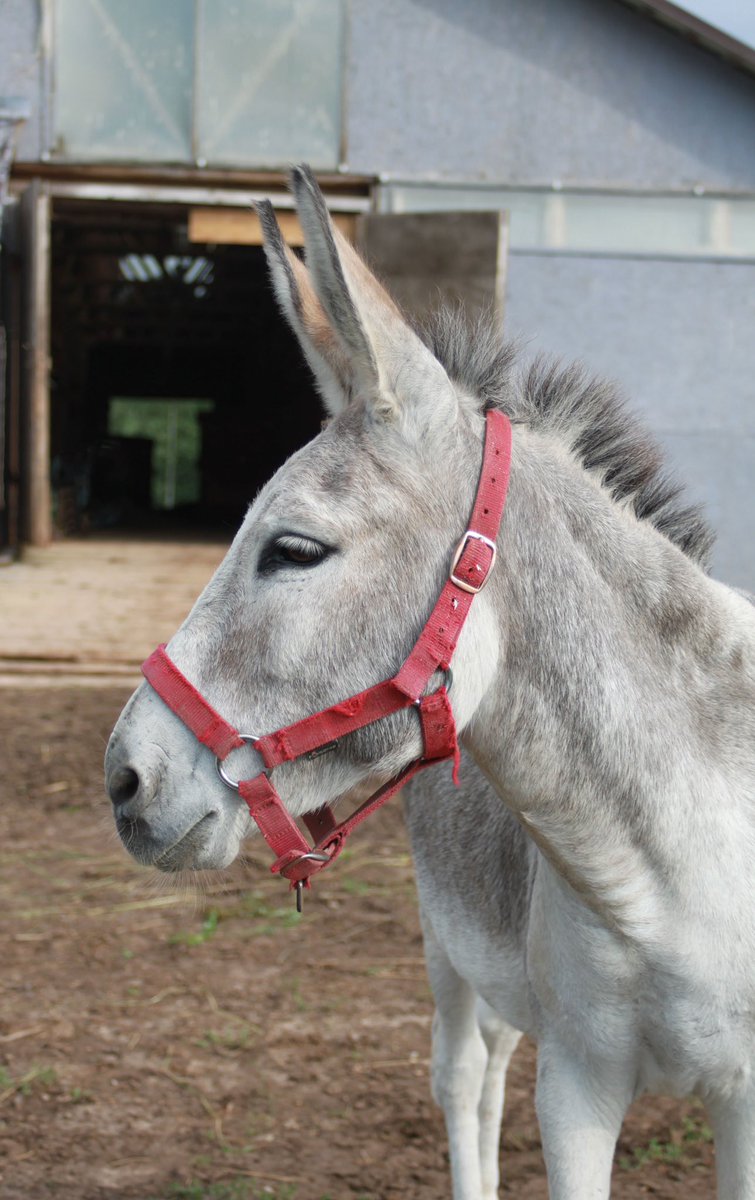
[50,200,321,536]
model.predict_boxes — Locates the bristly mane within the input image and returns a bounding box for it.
[420,307,714,568]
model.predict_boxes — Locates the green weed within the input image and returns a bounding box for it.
[170,908,221,946]
[197,1022,255,1052]
[154,1180,297,1200]
[618,1137,684,1169]
[618,1112,714,1170]
[0,1063,57,1100]
[237,894,302,935]
[339,878,371,897]
[289,976,308,1013]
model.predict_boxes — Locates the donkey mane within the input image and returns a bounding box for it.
[419,307,714,568]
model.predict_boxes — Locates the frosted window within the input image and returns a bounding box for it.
[53,0,344,168]
[196,0,343,169]
[54,0,194,162]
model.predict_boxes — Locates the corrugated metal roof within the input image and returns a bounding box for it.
[619,0,755,74]
[678,0,755,50]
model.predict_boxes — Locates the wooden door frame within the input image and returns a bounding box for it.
[20,179,52,547]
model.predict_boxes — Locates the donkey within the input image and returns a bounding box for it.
[106,167,755,1199]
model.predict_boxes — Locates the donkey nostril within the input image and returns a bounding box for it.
[108,766,141,806]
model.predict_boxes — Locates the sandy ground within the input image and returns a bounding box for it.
[0,537,716,1197]
[0,535,228,678]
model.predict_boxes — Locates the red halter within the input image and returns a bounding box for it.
[142,410,512,907]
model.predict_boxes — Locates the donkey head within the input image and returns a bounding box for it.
[105,167,501,872]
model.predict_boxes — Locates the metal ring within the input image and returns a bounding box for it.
[216,734,266,791]
[413,667,453,707]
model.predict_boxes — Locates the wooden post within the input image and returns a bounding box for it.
[356,210,509,327]
[5,256,22,552]
[20,179,52,547]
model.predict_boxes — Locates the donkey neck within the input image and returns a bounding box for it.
[464,426,755,945]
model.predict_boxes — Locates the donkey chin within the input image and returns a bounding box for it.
[146,813,244,873]
[112,793,248,873]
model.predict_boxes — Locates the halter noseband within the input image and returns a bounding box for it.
[141,410,512,908]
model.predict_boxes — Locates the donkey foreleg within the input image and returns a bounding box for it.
[476,998,521,1199]
[424,934,492,1199]
[707,1089,755,1199]
[536,1038,633,1200]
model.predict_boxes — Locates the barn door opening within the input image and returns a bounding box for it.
[49,200,323,538]
[44,199,507,544]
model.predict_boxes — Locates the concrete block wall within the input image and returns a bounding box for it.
[346,0,755,190]
[505,253,755,589]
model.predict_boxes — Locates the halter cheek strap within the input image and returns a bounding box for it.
[141,409,512,906]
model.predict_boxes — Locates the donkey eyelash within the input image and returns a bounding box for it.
[259,534,331,573]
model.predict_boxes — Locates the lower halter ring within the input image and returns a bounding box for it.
[216,734,267,791]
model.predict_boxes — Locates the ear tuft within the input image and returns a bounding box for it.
[253,198,280,240]
[254,200,298,311]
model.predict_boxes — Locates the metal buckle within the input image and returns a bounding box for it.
[216,734,267,791]
[449,530,497,594]
[291,852,331,912]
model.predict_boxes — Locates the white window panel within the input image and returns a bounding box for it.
[376,183,755,261]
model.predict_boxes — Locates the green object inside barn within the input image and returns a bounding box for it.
[108,396,214,510]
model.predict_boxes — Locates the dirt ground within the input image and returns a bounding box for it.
[0,536,227,673]
[0,540,716,1198]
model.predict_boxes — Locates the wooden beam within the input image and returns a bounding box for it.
[188,207,356,247]
[12,160,374,195]
[20,180,52,547]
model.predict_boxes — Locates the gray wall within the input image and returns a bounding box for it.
[346,0,755,587]
[0,0,44,162]
[347,0,755,189]
[505,252,755,589]
[4,0,755,187]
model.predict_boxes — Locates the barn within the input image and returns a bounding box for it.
[1,0,753,586]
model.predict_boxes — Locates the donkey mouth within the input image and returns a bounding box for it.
[152,812,220,872]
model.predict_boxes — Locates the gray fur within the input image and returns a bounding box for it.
[404,756,535,948]
[290,165,379,387]
[421,306,714,567]
[106,168,755,1199]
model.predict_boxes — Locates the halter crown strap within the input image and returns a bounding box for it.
[141,409,512,902]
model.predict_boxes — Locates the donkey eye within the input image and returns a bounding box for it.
[259,534,330,573]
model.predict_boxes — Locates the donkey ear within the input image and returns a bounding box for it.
[290,166,454,425]
[255,200,353,417]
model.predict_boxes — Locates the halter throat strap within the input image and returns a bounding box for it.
[141,409,512,903]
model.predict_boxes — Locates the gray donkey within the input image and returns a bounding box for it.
[106,167,755,1199]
